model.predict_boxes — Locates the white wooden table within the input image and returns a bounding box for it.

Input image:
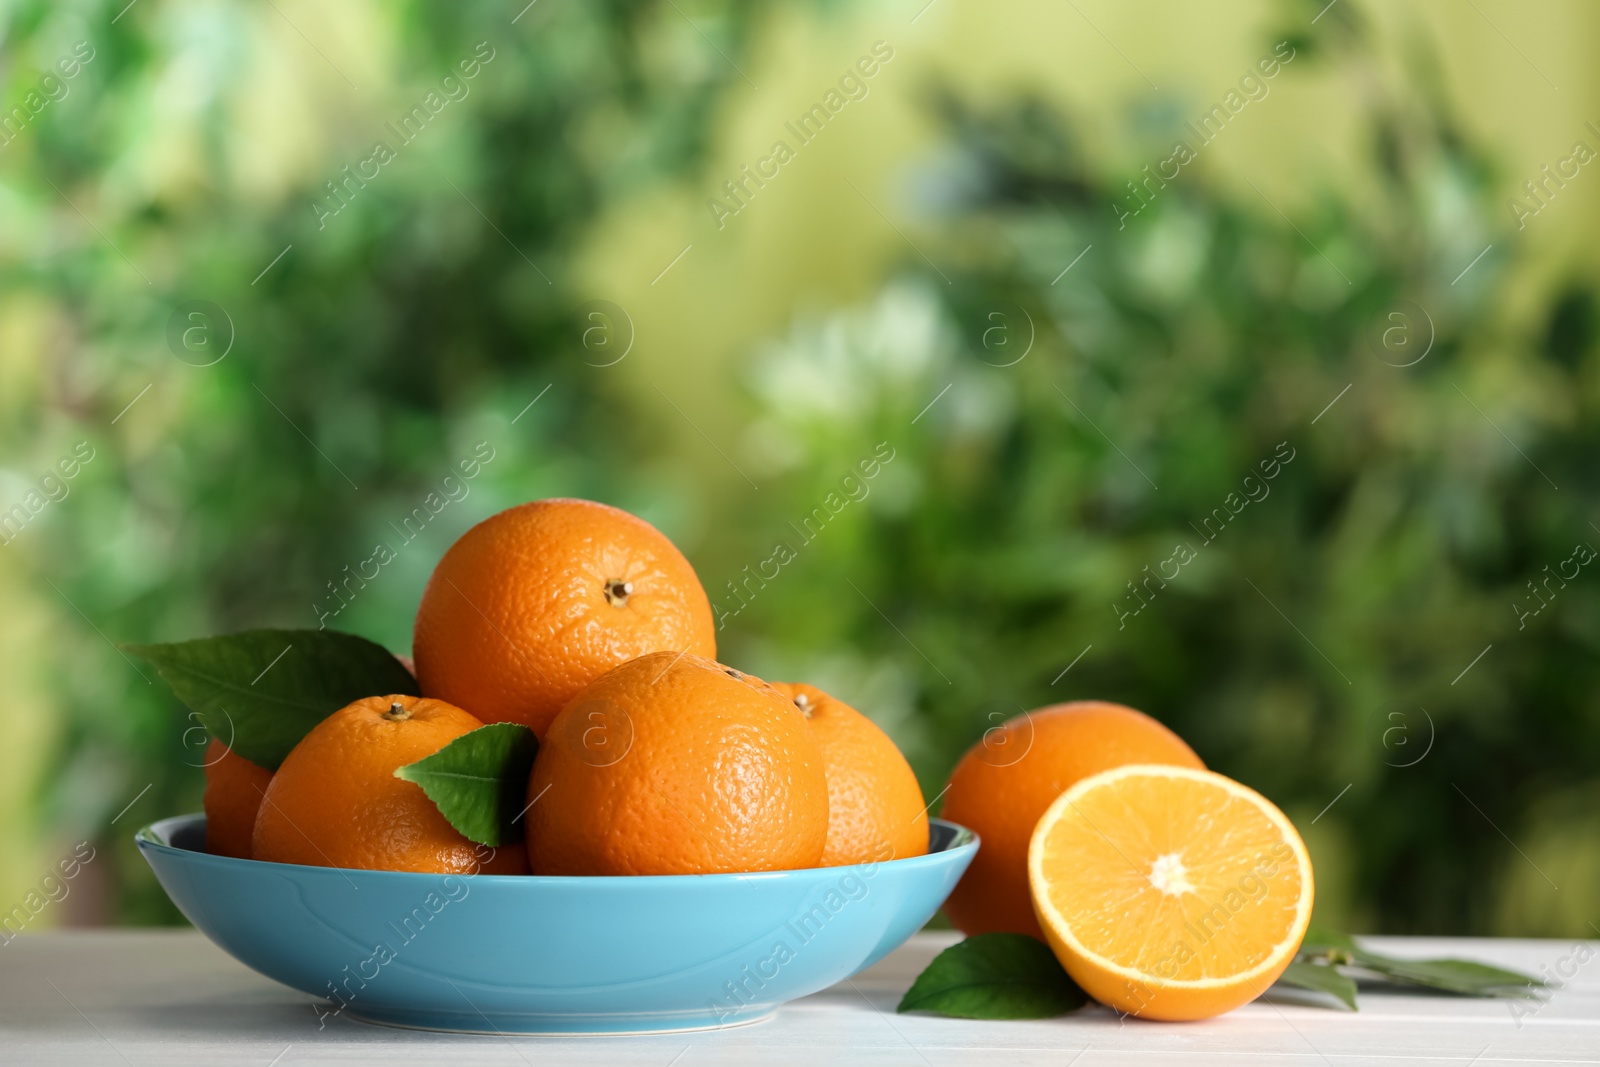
[1,930,1594,1065]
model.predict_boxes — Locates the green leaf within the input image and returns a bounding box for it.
[897,933,1089,1019]
[1351,952,1545,998]
[1276,960,1359,1010]
[1292,928,1547,1005]
[394,723,538,847]
[127,629,419,770]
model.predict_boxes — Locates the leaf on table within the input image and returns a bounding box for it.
[1293,928,1548,1005]
[896,933,1089,1019]
[1275,960,1359,1010]
[127,629,419,770]
[394,722,539,847]
[1351,952,1546,998]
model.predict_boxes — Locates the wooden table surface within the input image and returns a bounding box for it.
[0,930,1595,1065]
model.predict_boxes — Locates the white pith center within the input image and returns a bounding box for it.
[1148,852,1195,896]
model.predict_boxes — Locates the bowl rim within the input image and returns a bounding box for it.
[137,813,978,887]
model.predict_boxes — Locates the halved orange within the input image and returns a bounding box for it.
[1028,764,1313,1021]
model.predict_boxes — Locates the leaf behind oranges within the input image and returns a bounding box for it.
[127,629,419,770]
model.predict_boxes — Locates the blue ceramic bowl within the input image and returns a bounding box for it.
[137,814,976,1034]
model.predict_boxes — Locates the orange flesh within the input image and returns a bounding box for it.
[1035,772,1303,982]
[1030,765,1314,1020]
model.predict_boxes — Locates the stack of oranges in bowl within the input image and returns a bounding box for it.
[205,497,930,880]
[190,495,1314,1026]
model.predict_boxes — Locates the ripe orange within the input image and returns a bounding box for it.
[253,694,527,874]
[939,701,1204,938]
[769,681,927,866]
[413,498,716,739]
[1030,765,1314,1020]
[526,652,829,875]
[203,740,273,859]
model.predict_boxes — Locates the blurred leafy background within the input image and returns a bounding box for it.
[1,0,1597,937]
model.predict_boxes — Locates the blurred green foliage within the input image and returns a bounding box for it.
[1,0,1596,937]
[1,0,811,924]
[714,11,1600,937]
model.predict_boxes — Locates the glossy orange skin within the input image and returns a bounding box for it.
[253,695,527,875]
[203,740,273,859]
[940,701,1204,938]
[413,498,716,739]
[769,681,928,867]
[526,652,830,876]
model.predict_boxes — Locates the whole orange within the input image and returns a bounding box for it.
[253,694,527,874]
[940,701,1203,938]
[203,740,272,859]
[769,681,928,867]
[413,498,716,739]
[526,652,829,875]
